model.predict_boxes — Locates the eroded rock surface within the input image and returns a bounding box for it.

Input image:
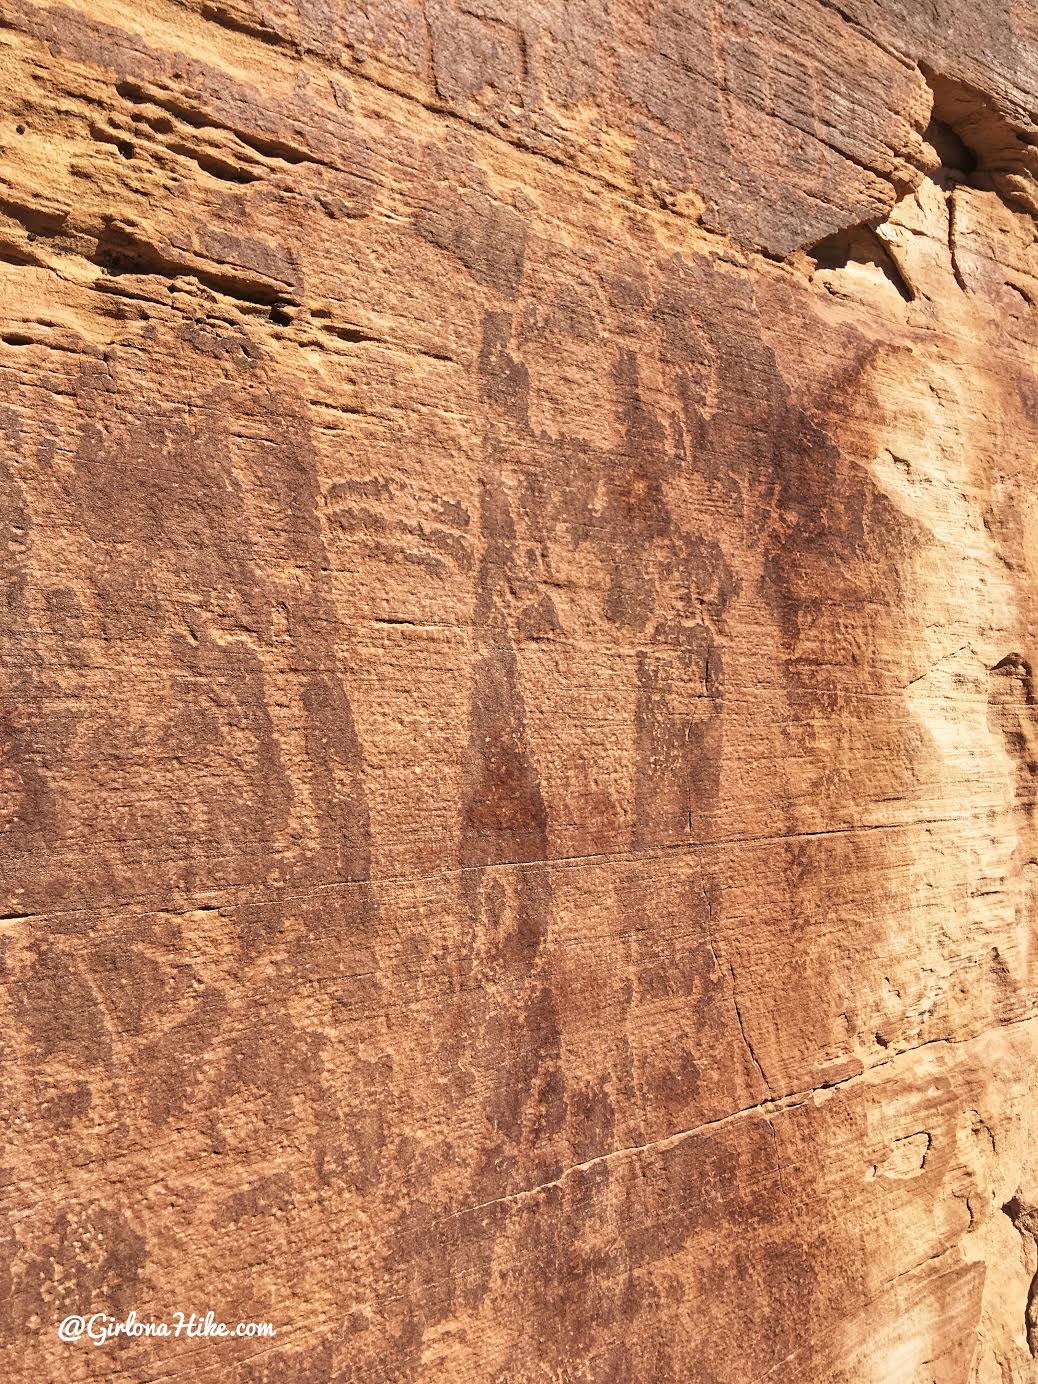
[0,1,1037,1380]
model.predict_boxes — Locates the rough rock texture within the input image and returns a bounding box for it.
[1,1,1038,1380]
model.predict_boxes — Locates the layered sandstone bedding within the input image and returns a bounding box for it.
[1,1,1037,1381]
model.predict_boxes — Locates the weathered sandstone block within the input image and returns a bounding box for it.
[0,1,1037,1380]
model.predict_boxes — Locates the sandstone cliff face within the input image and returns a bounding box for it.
[1,2,1037,1381]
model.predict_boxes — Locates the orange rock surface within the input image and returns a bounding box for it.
[1,1,1037,1380]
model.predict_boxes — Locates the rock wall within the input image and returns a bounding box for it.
[1,1,1037,1380]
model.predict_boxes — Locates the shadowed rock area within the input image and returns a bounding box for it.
[0,1,1037,1380]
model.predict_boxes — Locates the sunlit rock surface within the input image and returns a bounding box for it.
[1,1,1037,1379]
